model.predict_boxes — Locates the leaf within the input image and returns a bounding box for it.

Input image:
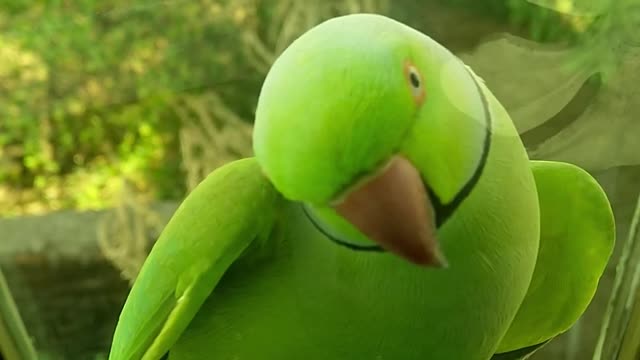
[460,0,640,171]
[527,47,640,170]
[459,34,599,134]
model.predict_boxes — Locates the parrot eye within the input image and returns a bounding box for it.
[404,61,425,105]
[409,70,420,88]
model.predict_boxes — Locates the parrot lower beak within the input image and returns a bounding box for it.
[332,155,447,267]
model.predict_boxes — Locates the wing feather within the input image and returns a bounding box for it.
[108,157,283,360]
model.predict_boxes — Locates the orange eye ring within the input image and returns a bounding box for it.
[404,60,426,106]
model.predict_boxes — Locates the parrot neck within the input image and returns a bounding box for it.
[429,66,493,228]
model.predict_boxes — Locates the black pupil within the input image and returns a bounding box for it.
[409,71,420,88]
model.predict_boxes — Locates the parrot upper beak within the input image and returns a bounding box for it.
[332,155,448,267]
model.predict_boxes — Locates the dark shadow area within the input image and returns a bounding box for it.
[521,73,603,149]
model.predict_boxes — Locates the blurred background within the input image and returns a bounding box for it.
[0,0,639,359]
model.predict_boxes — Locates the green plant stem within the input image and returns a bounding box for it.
[593,191,640,360]
[0,268,38,360]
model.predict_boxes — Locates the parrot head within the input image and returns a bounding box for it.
[253,14,491,267]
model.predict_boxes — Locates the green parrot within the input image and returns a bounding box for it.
[108,14,615,360]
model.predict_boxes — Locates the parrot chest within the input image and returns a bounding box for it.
[280,201,534,360]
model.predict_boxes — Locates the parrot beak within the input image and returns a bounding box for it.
[332,155,448,267]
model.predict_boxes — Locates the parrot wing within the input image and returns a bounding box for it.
[108,157,284,360]
[492,160,615,358]
[491,340,549,360]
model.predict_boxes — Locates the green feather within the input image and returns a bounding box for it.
[492,340,549,360]
[495,160,615,353]
[108,158,283,360]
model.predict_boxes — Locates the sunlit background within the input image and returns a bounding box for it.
[1,0,639,359]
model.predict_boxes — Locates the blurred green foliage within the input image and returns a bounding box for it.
[0,0,265,215]
[506,0,589,41]
[0,0,578,217]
